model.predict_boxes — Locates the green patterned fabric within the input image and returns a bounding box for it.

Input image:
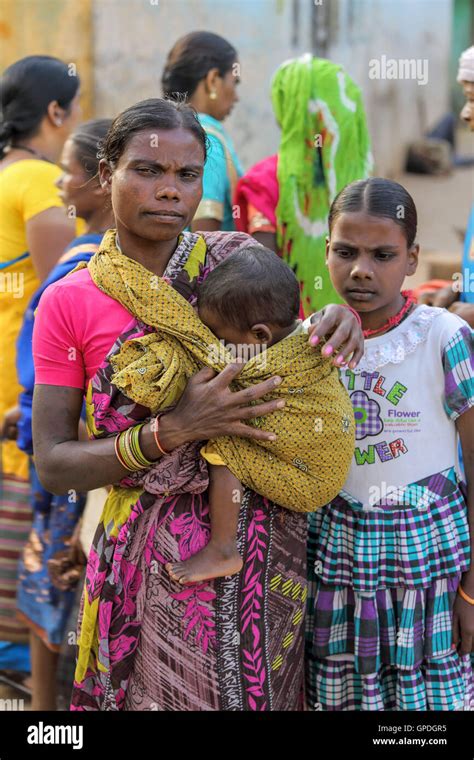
[272,54,373,314]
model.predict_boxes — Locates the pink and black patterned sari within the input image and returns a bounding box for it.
[71,230,308,711]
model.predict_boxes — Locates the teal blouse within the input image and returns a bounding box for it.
[196,113,243,231]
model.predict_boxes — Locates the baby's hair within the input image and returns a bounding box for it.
[328,177,418,247]
[197,244,300,331]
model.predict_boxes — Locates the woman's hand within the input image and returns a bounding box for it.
[0,405,21,441]
[449,301,474,328]
[419,285,458,309]
[155,363,286,451]
[307,304,364,369]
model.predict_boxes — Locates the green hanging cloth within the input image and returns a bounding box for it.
[272,54,373,314]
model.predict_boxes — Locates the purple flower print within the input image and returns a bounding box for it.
[92,393,133,434]
[350,390,383,440]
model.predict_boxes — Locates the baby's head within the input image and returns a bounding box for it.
[197,244,300,350]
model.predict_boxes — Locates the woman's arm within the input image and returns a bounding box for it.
[450,302,474,329]
[26,206,76,281]
[452,406,474,655]
[33,363,285,495]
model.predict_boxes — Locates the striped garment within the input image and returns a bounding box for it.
[0,474,32,642]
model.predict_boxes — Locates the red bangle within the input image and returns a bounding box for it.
[458,585,474,606]
[153,414,169,456]
[343,304,362,327]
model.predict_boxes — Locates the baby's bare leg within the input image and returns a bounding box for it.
[165,464,243,584]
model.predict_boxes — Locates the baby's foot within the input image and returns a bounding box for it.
[165,543,243,585]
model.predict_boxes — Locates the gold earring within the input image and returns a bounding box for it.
[209,90,217,101]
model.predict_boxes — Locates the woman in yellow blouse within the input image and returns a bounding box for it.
[0,55,81,693]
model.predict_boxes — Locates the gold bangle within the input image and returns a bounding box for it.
[114,433,130,470]
[118,429,136,471]
[116,425,154,471]
[130,424,152,468]
[458,585,474,605]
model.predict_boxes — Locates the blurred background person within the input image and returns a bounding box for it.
[417,45,474,328]
[162,31,242,232]
[0,55,81,684]
[233,54,373,315]
[13,118,114,710]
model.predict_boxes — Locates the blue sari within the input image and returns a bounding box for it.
[195,113,243,231]
[16,234,102,649]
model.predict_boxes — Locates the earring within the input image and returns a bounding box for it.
[209,90,217,101]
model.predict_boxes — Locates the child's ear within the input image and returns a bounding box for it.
[250,323,272,343]
[406,243,420,276]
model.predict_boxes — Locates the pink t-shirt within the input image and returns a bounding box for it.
[33,268,134,390]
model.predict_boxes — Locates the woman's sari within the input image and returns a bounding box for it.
[71,231,308,711]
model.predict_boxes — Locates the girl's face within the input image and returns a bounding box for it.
[56,137,98,218]
[326,211,419,320]
[99,127,204,242]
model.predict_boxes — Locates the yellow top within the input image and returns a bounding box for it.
[0,159,64,478]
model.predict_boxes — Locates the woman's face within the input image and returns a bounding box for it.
[56,138,98,218]
[460,81,474,131]
[100,127,205,242]
[59,91,83,137]
[210,64,240,121]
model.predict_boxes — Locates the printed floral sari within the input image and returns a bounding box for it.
[71,230,308,711]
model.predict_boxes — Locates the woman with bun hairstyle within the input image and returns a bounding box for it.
[162,31,242,232]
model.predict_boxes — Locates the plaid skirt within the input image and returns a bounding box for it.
[305,475,474,711]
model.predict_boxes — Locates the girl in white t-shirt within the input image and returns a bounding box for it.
[306,177,474,711]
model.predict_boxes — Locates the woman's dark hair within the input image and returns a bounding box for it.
[101,98,208,168]
[197,245,301,330]
[0,55,80,158]
[70,118,113,179]
[328,178,418,247]
[162,31,237,100]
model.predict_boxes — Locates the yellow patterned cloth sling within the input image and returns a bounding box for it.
[79,229,355,512]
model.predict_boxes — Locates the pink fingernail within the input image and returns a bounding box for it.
[336,354,344,364]
[311,336,319,345]
[323,345,333,356]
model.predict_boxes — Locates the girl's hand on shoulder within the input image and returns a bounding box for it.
[307,304,364,369]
